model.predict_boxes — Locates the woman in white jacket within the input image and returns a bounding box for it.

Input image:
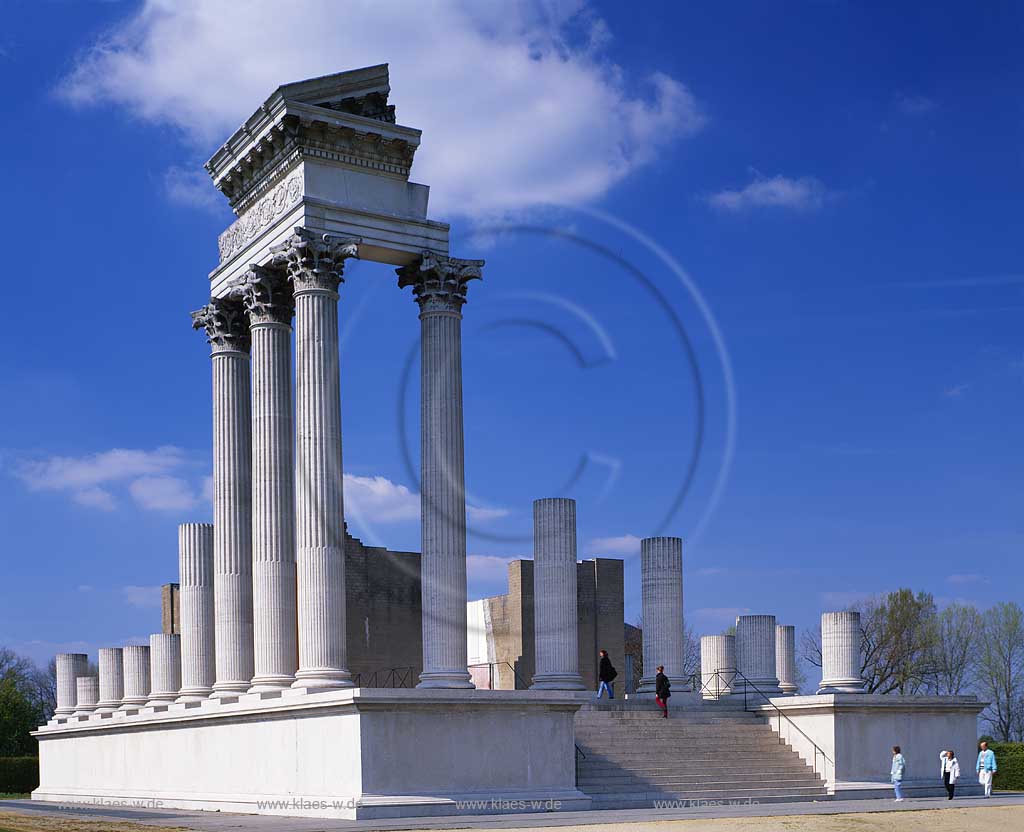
[941,750,960,800]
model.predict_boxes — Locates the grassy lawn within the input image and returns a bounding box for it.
[0,797,28,801]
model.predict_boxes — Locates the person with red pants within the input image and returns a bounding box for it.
[655,665,671,718]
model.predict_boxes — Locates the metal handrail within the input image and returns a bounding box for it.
[695,667,834,784]
[350,665,417,689]
[468,660,532,690]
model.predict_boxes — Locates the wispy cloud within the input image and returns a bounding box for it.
[121,585,163,610]
[946,573,990,586]
[708,171,829,212]
[589,534,642,556]
[896,93,937,116]
[343,473,507,526]
[820,590,872,609]
[467,554,516,585]
[13,446,199,511]
[691,607,750,627]
[943,384,969,398]
[129,475,199,511]
[55,0,706,218]
[694,567,727,576]
[163,166,226,214]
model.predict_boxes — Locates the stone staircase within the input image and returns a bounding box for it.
[574,697,830,809]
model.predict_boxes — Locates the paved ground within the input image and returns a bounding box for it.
[1,794,1023,832]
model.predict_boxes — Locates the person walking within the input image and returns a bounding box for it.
[891,745,906,802]
[597,649,617,699]
[655,665,671,718]
[976,741,998,797]
[940,750,960,800]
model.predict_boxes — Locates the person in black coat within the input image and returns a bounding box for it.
[597,649,617,699]
[655,665,671,718]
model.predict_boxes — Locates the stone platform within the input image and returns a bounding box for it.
[32,689,590,820]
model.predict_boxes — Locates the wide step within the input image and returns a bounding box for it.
[574,704,830,809]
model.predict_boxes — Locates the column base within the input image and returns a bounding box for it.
[211,681,251,698]
[145,695,177,708]
[779,683,800,695]
[292,669,354,690]
[117,699,147,711]
[94,703,121,715]
[530,673,586,691]
[417,670,475,689]
[52,709,75,718]
[176,688,214,703]
[734,678,783,697]
[817,679,867,694]
[71,709,97,718]
[637,675,691,695]
[249,675,296,693]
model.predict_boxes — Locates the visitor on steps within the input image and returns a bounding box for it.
[940,749,960,800]
[655,665,671,718]
[891,745,906,801]
[597,649,617,699]
[976,741,997,797]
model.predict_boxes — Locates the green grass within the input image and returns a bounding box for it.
[0,793,28,799]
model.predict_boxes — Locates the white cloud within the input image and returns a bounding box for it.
[946,573,990,586]
[73,486,118,511]
[343,474,420,523]
[944,384,969,398]
[589,534,641,555]
[55,0,705,218]
[467,554,515,584]
[12,445,211,512]
[122,585,163,609]
[694,567,727,576]
[466,504,511,522]
[129,475,199,511]
[163,165,225,213]
[897,93,937,116]
[201,475,214,503]
[77,585,93,593]
[709,172,828,212]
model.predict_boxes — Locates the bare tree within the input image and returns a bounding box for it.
[977,602,1024,742]
[627,619,700,683]
[927,603,982,695]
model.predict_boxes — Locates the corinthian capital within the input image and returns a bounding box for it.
[270,227,360,295]
[233,264,294,326]
[191,297,251,353]
[396,251,484,315]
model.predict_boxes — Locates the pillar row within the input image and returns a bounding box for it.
[735,614,782,695]
[96,647,124,713]
[147,634,181,706]
[776,624,798,695]
[73,676,99,717]
[120,645,151,710]
[818,611,866,693]
[54,653,88,717]
[700,634,736,698]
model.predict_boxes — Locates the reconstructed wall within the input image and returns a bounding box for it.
[160,584,180,635]
[468,558,625,690]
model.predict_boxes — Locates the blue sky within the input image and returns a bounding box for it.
[0,1,1021,681]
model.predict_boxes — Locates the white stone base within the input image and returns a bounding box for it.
[33,689,590,820]
[750,693,986,793]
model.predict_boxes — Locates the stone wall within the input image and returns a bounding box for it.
[160,584,180,635]
[468,558,625,691]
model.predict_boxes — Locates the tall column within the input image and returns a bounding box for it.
[638,536,687,693]
[192,298,253,696]
[238,265,298,691]
[96,647,124,713]
[119,645,151,710]
[530,498,585,690]
[818,611,866,693]
[177,523,215,701]
[398,252,484,689]
[147,634,181,706]
[54,653,88,717]
[700,634,736,698]
[776,624,798,695]
[73,676,99,717]
[272,228,358,689]
[735,614,782,695]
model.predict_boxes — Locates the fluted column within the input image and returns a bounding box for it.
[776,624,798,695]
[238,265,298,691]
[818,611,866,693]
[530,498,584,690]
[54,653,88,717]
[735,614,782,695]
[398,252,484,689]
[96,648,124,713]
[147,634,181,706]
[177,523,215,701]
[638,536,687,693]
[119,645,151,710]
[192,298,253,696]
[700,634,736,698]
[73,676,99,717]
[272,228,358,689]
